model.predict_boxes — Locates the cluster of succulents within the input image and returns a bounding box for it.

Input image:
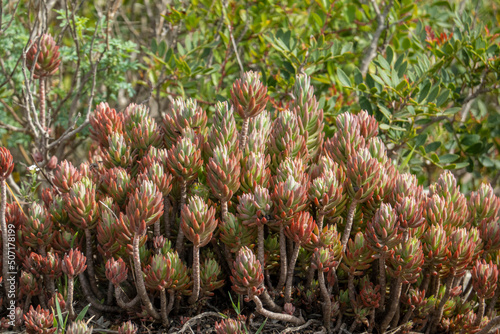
[1,68,500,334]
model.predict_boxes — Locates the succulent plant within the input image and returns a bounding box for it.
[200,258,224,296]
[324,116,366,167]
[125,179,164,235]
[26,34,61,78]
[118,321,138,334]
[65,177,99,230]
[204,101,239,160]
[143,253,176,291]
[24,305,56,334]
[206,145,241,203]
[0,147,14,180]
[215,318,245,334]
[105,257,128,285]
[124,104,162,152]
[62,249,87,278]
[246,111,272,155]
[291,74,324,161]
[89,102,124,148]
[268,110,309,173]
[181,195,217,247]
[102,133,137,171]
[100,167,132,207]
[471,259,498,299]
[22,203,54,249]
[231,71,268,120]
[469,183,500,227]
[230,246,264,297]
[240,152,271,193]
[65,320,92,334]
[219,212,257,253]
[162,98,207,148]
[166,130,203,181]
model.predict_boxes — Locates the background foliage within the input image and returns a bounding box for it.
[0,0,499,193]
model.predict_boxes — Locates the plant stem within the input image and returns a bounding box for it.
[189,245,200,304]
[348,270,356,305]
[378,253,387,313]
[176,179,187,257]
[277,224,287,292]
[474,297,485,327]
[426,275,454,334]
[318,270,332,332]
[164,197,171,239]
[66,277,75,320]
[106,280,114,305]
[380,277,403,333]
[486,282,500,318]
[285,243,300,303]
[341,199,358,251]
[78,272,120,312]
[477,315,500,334]
[221,200,228,221]
[132,234,161,320]
[317,213,325,231]
[114,286,140,309]
[0,179,10,303]
[39,78,46,129]
[160,289,168,326]
[251,294,305,325]
[257,224,265,271]
[239,118,249,152]
[84,228,103,299]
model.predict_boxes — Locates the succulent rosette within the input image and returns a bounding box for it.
[291,74,324,161]
[359,278,381,309]
[365,203,402,253]
[246,111,272,155]
[0,147,14,179]
[180,195,217,247]
[162,98,207,148]
[105,257,128,286]
[65,320,92,334]
[62,249,87,278]
[230,246,264,296]
[165,251,191,293]
[355,110,379,139]
[89,102,124,148]
[41,252,62,279]
[166,130,203,181]
[20,271,40,297]
[24,305,56,334]
[48,194,69,225]
[341,232,375,274]
[309,166,347,219]
[123,104,162,151]
[469,183,500,227]
[240,152,271,193]
[219,212,257,252]
[206,145,241,202]
[324,117,366,167]
[237,187,272,228]
[394,196,424,232]
[231,71,268,119]
[312,246,339,273]
[65,177,99,230]
[143,253,176,291]
[285,211,317,245]
[97,205,125,257]
[200,258,225,296]
[48,292,66,312]
[345,149,382,203]
[100,167,132,207]
[125,180,164,235]
[204,101,239,160]
[471,259,498,299]
[441,228,476,277]
[306,224,343,256]
[421,224,450,276]
[268,110,308,173]
[102,133,137,171]
[215,318,245,334]
[136,161,173,197]
[272,175,309,222]
[26,33,61,78]
[118,321,138,334]
[386,237,424,283]
[22,203,54,249]
[480,218,500,254]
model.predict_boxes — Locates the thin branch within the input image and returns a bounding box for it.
[171,312,224,334]
[360,0,394,76]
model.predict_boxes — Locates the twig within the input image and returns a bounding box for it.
[281,319,322,333]
[360,0,394,76]
[171,312,223,334]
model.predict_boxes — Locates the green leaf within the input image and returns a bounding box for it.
[386,46,395,64]
[426,85,440,103]
[425,141,441,152]
[378,104,392,121]
[465,142,483,154]
[415,133,428,147]
[377,54,391,71]
[418,82,431,103]
[439,154,459,164]
[337,68,351,87]
[443,107,461,115]
[341,42,353,54]
[430,153,440,163]
[461,134,480,146]
[75,304,91,322]
[436,89,450,107]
